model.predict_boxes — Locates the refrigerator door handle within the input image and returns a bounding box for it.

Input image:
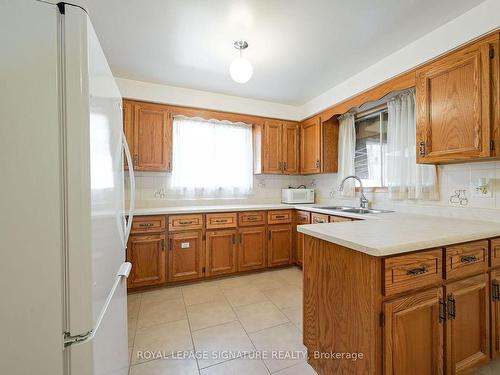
[122,132,135,245]
[64,262,132,347]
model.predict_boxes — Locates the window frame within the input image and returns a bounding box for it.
[354,106,388,191]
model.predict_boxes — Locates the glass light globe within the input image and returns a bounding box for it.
[229,57,253,83]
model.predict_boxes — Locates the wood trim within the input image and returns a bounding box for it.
[123,99,293,126]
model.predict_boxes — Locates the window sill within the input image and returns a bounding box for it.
[355,187,388,193]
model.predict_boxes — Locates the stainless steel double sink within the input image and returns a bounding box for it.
[316,206,393,215]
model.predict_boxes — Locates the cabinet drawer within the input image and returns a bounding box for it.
[239,211,266,227]
[295,210,311,224]
[491,238,500,268]
[329,215,352,223]
[131,215,166,234]
[268,210,292,224]
[445,240,488,280]
[206,212,237,229]
[168,214,204,231]
[311,213,329,224]
[383,249,442,296]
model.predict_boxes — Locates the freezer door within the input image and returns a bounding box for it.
[62,5,128,375]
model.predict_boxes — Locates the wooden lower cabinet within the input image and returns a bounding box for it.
[127,234,166,288]
[206,229,237,276]
[268,224,292,267]
[296,231,304,266]
[238,226,266,272]
[445,274,490,374]
[383,288,444,375]
[492,268,500,358]
[167,230,203,282]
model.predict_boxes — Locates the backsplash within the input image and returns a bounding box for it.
[126,161,500,220]
[312,160,500,221]
[126,172,304,208]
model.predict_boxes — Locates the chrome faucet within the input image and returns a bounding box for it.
[338,175,369,209]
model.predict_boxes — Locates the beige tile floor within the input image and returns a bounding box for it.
[127,266,500,375]
[127,266,316,375]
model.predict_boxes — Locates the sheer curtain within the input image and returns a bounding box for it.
[171,116,254,197]
[386,89,439,200]
[337,113,356,197]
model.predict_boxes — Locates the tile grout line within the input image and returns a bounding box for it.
[181,286,202,375]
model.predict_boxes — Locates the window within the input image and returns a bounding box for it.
[354,110,388,188]
[171,116,253,197]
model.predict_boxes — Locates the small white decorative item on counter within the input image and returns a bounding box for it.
[449,189,468,206]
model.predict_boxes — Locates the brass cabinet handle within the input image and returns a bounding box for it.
[447,294,456,320]
[179,220,194,225]
[419,141,426,157]
[460,255,478,263]
[406,265,429,276]
[214,219,228,223]
[492,280,500,302]
[246,216,258,221]
[275,215,286,219]
[439,298,447,322]
[139,223,154,227]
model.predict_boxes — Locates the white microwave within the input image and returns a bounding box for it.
[281,188,315,204]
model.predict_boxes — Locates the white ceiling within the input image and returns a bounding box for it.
[73,0,484,105]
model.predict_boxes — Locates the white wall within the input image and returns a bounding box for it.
[300,0,500,118]
[117,0,500,121]
[116,77,302,120]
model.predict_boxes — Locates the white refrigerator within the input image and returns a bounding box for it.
[0,1,135,374]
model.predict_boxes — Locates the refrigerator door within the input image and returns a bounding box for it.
[62,5,128,375]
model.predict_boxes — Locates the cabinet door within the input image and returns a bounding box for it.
[268,224,292,267]
[416,39,493,163]
[238,227,266,272]
[206,229,237,276]
[445,274,490,375]
[133,102,172,171]
[282,122,300,174]
[127,234,166,288]
[168,231,203,282]
[383,287,444,375]
[300,116,321,174]
[492,268,500,358]
[123,100,134,170]
[263,120,283,174]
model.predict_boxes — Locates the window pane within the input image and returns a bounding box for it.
[354,112,387,188]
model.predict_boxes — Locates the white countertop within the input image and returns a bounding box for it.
[132,203,500,257]
[132,203,376,220]
[297,213,500,257]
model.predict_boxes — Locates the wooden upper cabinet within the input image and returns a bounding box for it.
[123,100,134,170]
[300,116,339,174]
[445,274,490,375]
[262,120,299,175]
[126,234,166,288]
[300,116,322,174]
[282,122,300,174]
[383,287,444,375]
[123,100,173,172]
[168,230,203,282]
[263,120,283,174]
[416,35,499,164]
[205,229,238,276]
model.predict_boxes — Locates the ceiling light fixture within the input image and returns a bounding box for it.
[229,41,253,84]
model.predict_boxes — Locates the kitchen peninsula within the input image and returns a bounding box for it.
[298,215,500,375]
